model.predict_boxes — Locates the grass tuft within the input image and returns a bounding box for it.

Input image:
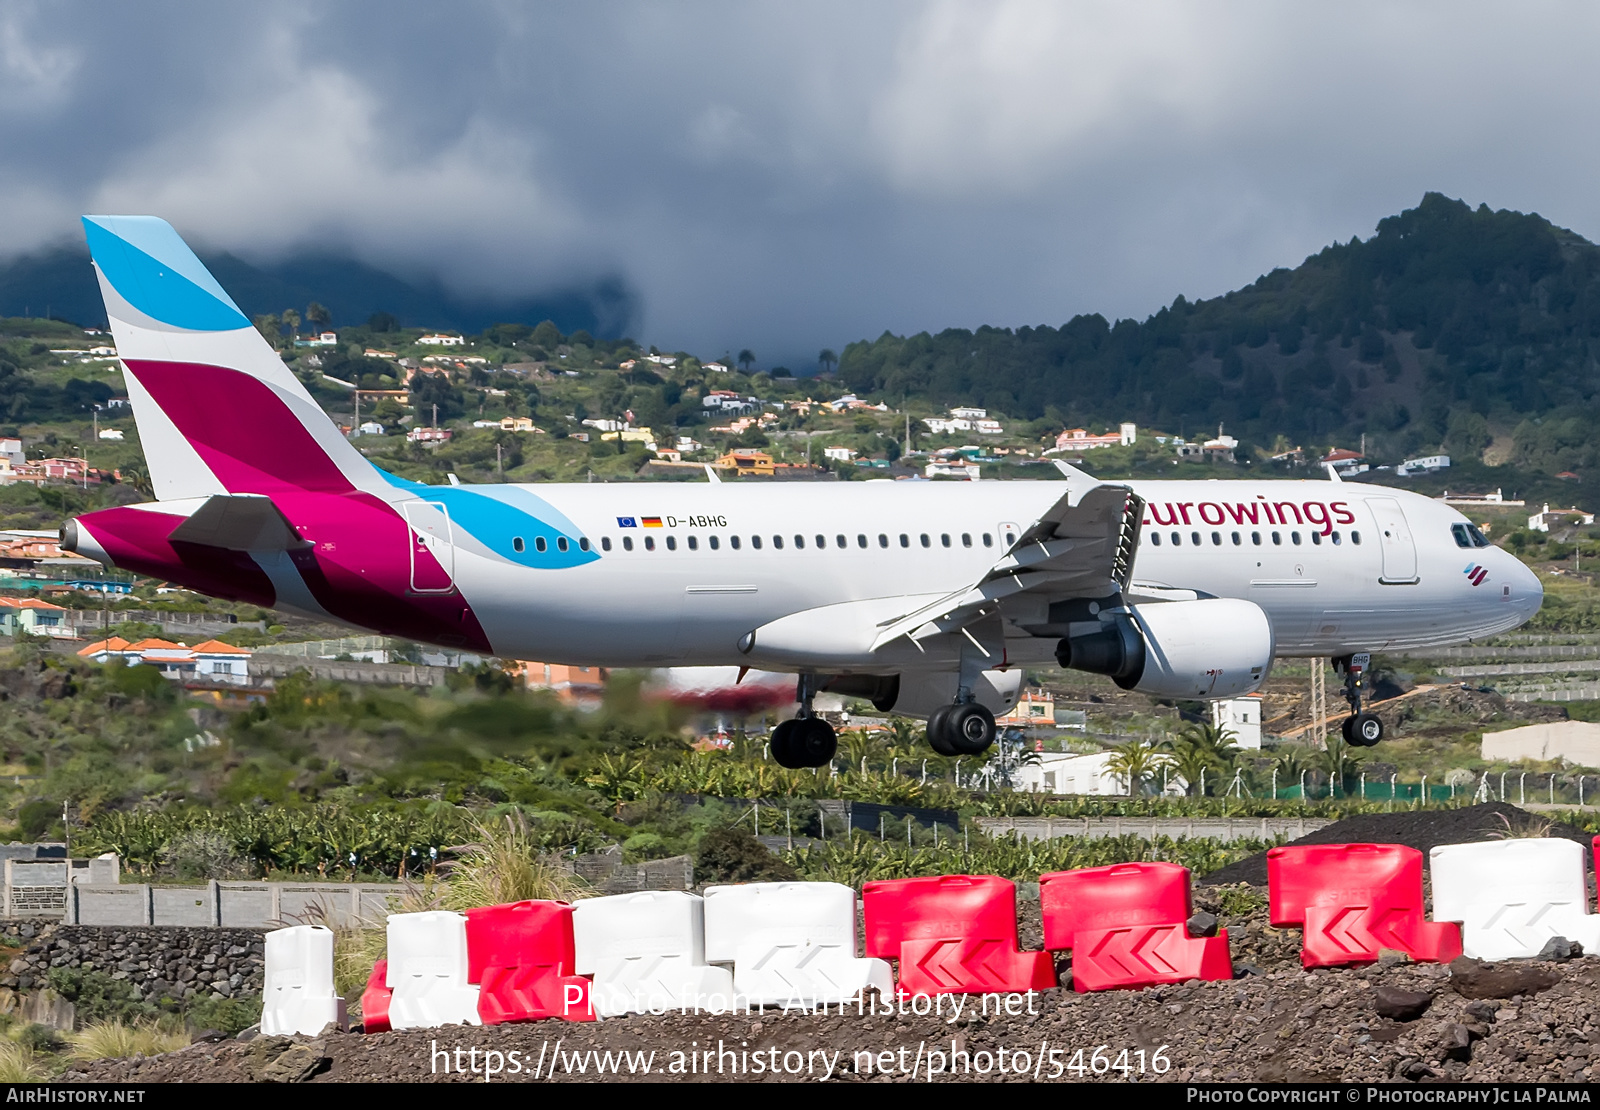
[66,1020,187,1062]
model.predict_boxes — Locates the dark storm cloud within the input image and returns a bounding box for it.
[4,2,1600,365]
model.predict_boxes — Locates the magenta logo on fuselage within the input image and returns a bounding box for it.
[1463,564,1488,586]
[1143,499,1356,536]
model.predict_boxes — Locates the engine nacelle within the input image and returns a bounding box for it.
[1055,598,1273,699]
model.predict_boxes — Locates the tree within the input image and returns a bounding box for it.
[305,302,331,332]
[737,349,755,373]
[367,312,398,333]
[281,309,301,339]
[1105,739,1168,796]
[531,320,563,351]
[818,348,837,375]
[253,314,282,347]
[1162,723,1238,796]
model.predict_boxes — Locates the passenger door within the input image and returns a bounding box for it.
[402,501,455,593]
[1366,496,1419,584]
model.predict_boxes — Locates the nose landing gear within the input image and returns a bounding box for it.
[770,674,838,769]
[1335,652,1384,747]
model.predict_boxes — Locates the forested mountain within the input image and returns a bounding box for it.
[840,193,1600,475]
[0,245,636,339]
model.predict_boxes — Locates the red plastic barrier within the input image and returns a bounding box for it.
[1039,862,1232,991]
[1267,844,1462,968]
[360,959,391,1034]
[863,875,1055,995]
[464,900,594,1024]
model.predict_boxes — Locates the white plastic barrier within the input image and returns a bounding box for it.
[261,925,345,1036]
[703,882,892,1005]
[1431,839,1600,961]
[385,911,483,1029]
[572,891,734,1017]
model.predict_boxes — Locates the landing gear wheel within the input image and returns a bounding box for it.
[1340,716,1355,745]
[770,719,802,768]
[792,715,837,766]
[947,702,997,755]
[1348,712,1383,747]
[926,705,959,757]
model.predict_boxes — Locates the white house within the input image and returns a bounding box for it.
[702,362,730,373]
[925,460,980,480]
[949,406,987,419]
[973,419,1004,436]
[823,446,856,462]
[1212,695,1263,750]
[417,334,465,347]
[1529,503,1596,533]
[97,429,124,441]
[353,421,386,437]
[923,417,973,435]
[1397,454,1450,477]
[1011,751,1123,795]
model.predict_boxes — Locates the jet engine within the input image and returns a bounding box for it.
[1055,598,1273,699]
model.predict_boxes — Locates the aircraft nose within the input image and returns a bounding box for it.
[1505,551,1543,623]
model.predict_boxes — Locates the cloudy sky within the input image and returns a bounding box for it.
[4,2,1600,366]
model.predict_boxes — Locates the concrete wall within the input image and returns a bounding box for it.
[1482,720,1600,769]
[65,881,407,928]
[973,815,1335,843]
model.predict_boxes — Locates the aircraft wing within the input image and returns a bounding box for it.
[869,464,1142,651]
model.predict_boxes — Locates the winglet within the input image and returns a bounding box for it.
[705,464,722,484]
[1051,459,1103,504]
[1324,463,1343,483]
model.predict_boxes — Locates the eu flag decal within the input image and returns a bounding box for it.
[617,517,638,528]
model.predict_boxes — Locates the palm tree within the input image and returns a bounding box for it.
[1106,739,1167,796]
[281,308,301,340]
[737,349,755,373]
[1163,736,1217,796]
[305,302,331,333]
[818,348,837,375]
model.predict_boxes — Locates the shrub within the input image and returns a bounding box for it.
[440,814,589,910]
[0,1041,47,1081]
[45,968,157,1026]
[67,1020,187,1062]
[695,825,798,884]
[184,995,261,1036]
[160,829,249,881]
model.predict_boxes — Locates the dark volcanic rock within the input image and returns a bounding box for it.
[1186,911,1219,938]
[1535,936,1582,962]
[1449,957,1561,999]
[1373,985,1432,1021]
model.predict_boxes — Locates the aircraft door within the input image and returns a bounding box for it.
[403,501,456,593]
[1366,497,1419,584]
[998,521,1021,552]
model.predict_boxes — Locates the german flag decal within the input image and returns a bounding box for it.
[642,517,663,528]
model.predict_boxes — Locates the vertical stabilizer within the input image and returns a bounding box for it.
[82,216,384,501]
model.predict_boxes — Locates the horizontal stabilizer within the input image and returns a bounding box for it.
[165,494,308,551]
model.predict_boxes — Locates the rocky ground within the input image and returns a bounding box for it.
[61,805,1600,1084]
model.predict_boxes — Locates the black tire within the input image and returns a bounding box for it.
[926,705,959,756]
[770,719,803,768]
[1340,716,1356,744]
[1350,712,1383,747]
[947,702,997,755]
[792,716,837,766]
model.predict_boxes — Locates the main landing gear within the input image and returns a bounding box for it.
[770,675,838,769]
[926,701,997,757]
[1336,652,1384,747]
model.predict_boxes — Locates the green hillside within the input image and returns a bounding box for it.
[840,193,1600,481]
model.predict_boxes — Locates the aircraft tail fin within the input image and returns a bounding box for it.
[82,216,384,502]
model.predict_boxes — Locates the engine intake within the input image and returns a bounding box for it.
[1055,598,1273,700]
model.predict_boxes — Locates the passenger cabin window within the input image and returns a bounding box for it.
[687,536,698,551]
[772,536,782,549]
[1331,532,1341,545]
[535,537,547,553]
[666,536,677,551]
[836,534,846,548]
[1211,531,1221,545]
[878,534,888,548]
[962,533,972,547]
[900,534,910,548]
[795,535,805,549]
[578,538,590,552]
[1352,531,1362,544]
[857,534,868,548]
[1231,531,1241,545]
[752,535,762,549]
[1251,532,1261,545]
[1291,532,1301,545]
[601,537,612,552]
[1271,532,1282,545]
[982,533,993,547]
[1171,531,1181,545]
[709,536,719,550]
[557,537,569,552]
[1311,532,1322,545]
[920,534,931,548]
[815,534,826,548]
[731,535,741,550]
[1190,531,1200,546]
[941,534,951,548]
[512,537,525,553]
[644,536,655,551]
[1151,532,1162,546]
[623,536,633,551]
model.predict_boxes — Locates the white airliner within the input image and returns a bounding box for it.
[61,217,1544,767]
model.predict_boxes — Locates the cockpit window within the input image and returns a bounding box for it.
[1453,523,1492,549]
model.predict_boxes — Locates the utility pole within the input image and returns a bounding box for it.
[1311,661,1327,750]
[496,442,503,476]
[432,402,438,430]
[353,390,360,435]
